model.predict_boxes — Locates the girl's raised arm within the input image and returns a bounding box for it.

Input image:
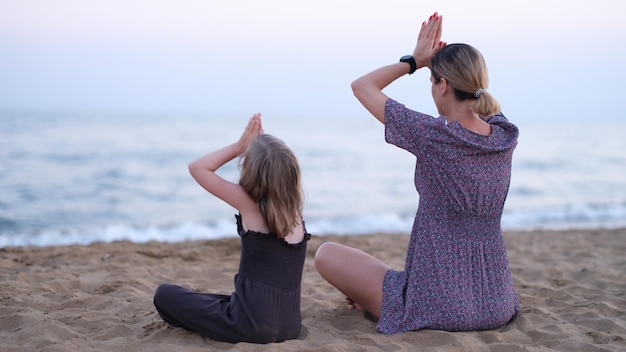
[188,114,263,211]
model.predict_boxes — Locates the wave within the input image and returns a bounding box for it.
[502,202,626,231]
[2,202,625,247]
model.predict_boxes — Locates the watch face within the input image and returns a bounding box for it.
[400,55,413,61]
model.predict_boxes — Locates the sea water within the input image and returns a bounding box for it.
[1,111,625,247]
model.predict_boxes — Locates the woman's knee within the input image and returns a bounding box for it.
[314,242,341,273]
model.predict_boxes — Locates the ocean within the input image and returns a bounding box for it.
[1,111,625,247]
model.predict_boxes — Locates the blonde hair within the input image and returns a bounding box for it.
[238,134,303,238]
[430,43,501,118]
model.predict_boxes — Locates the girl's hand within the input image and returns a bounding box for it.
[237,113,264,154]
[413,12,446,69]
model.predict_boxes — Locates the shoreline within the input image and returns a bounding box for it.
[5,225,626,249]
[1,228,625,351]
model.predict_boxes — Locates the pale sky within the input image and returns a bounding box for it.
[1,0,624,121]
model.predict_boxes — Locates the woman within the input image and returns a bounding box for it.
[154,113,311,343]
[315,12,519,334]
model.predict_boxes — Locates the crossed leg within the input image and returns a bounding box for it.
[314,242,391,319]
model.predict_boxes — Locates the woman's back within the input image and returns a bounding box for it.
[379,99,520,333]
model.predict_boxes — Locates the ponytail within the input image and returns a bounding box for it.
[430,43,501,118]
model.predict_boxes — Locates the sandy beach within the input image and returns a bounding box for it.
[1,228,625,351]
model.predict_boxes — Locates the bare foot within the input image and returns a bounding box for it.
[345,297,364,311]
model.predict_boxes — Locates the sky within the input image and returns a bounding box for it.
[1,0,625,122]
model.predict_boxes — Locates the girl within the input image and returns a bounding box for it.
[154,113,310,343]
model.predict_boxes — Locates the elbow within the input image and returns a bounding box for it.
[350,77,386,124]
[188,161,200,177]
[351,78,364,100]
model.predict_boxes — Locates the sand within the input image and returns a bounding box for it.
[1,228,625,351]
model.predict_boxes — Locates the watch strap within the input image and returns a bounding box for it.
[399,55,417,75]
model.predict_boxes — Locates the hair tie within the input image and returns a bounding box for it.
[474,88,484,98]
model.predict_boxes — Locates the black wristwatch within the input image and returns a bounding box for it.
[399,55,417,75]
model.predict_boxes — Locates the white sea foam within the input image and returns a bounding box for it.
[1,112,625,247]
[2,202,626,247]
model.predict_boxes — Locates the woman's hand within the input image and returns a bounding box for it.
[236,113,264,154]
[413,12,446,69]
